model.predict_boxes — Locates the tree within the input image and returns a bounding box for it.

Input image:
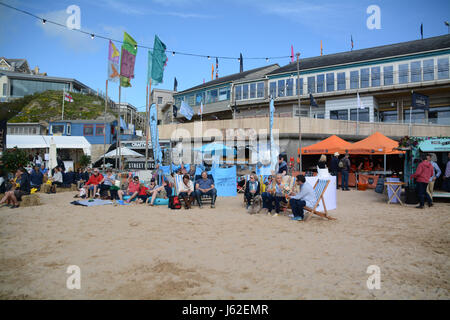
[1,147,31,174]
[78,154,91,168]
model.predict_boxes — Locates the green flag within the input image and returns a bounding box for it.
[120,31,137,87]
[151,35,168,85]
[147,50,153,85]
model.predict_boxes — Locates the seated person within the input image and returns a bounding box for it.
[118,175,140,203]
[287,174,315,221]
[39,164,48,176]
[83,168,103,198]
[0,167,30,209]
[278,156,288,175]
[77,167,91,189]
[178,174,194,209]
[48,167,63,193]
[63,168,76,187]
[194,171,217,208]
[146,178,167,206]
[137,183,149,204]
[261,174,287,216]
[99,169,116,199]
[30,165,44,190]
[244,174,260,209]
[152,164,163,184]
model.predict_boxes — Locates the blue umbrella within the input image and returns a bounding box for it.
[193,143,234,153]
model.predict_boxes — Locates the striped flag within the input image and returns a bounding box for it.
[215,57,219,79]
[198,102,203,116]
[291,45,294,62]
[351,35,354,51]
[64,93,73,102]
[320,40,323,56]
[211,64,214,80]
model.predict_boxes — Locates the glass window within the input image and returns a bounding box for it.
[277,80,285,97]
[269,82,276,98]
[52,125,64,134]
[10,79,68,97]
[437,57,449,79]
[404,108,426,124]
[317,74,324,93]
[379,110,398,123]
[242,84,249,99]
[66,123,71,135]
[399,64,409,84]
[235,85,242,100]
[350,71,359,89]
[257,82,264,98]
[219,87,229,101]
[350,109,369,122]
[371,66,380,87]
[207,89,218,103]
[307,76,315,94]
[296,78,303,95]
[423,59,434,81]
[360,68,370,88]
[337,72,346,90]
[249,83,256,99]
[83,125,94,136]
[326,73,334,92]
[195,92,203,105]
[95,125,104,135]
[383,66,394,85]
[157,97,163,104]
[286,78,294,96]
[428,106,450,125]
[410,61,421,82]
[2,83,7,96]
[187,94,195,106]
[330,110,348,120]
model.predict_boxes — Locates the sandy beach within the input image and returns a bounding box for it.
[0,189,449,300]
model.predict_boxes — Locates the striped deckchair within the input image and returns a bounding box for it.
[304,179,336,221]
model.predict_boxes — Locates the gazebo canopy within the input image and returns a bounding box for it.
[347,132,403,155]
[302,135,352,155]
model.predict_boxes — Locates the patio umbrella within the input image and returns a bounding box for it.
[48,137,57,177]
[103,147,143,158]
[193,143,234,153]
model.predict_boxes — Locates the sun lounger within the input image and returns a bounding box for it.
[304,179,336,221]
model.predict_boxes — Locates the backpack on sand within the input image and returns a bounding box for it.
[169,196,182,209]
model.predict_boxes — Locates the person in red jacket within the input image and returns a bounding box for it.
[83,168,104,198]
[411,154,434,209]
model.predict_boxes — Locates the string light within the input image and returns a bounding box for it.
[0,1,292,61]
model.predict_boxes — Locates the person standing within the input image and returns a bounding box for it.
[278,155,287,175]
[340,153,351,191]
[287,174,315,221]
[330,152,340,189]
[34,152,42,168]
[411,155,434,209]
[317,154,327,169]
[443,152,450,192]
[426,153,441,200]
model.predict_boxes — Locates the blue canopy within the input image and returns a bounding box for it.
[194,143,234,153]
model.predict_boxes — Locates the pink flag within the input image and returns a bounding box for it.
[291,45,294,62]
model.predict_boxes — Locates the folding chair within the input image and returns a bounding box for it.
[193,174,215,206]
[304,179,336,221]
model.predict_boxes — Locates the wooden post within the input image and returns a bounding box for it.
[103,79,108,170]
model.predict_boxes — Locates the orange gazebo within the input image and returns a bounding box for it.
[302,135,352,155]
[347,132,403,155]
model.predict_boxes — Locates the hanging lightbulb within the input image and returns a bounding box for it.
[172,51,175,56]
[207,56,211,60]
[91,34,94,39]
[266,58,269,62]
[42,19,46,24]
[134,44,137,50]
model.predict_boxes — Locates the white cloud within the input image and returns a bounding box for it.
[37,9,101,53]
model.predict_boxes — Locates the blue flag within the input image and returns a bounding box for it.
[120,117,128,130]
[310,94,318,107]
[180,100,194,120]
[149,103,162,164]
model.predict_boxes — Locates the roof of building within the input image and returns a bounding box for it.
[176,64,280,94]
[268,34,450,76]
[49,119,114,124]
[0,69,91,89]
[0,58,30,73]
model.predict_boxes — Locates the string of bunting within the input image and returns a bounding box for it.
[0,1,293,62]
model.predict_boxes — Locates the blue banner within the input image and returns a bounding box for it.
[411,92,429,110]
[211,166,237,197]
[149,103,162,164]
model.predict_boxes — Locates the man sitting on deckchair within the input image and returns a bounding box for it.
[287,175,315,221]
[194,171,217,208]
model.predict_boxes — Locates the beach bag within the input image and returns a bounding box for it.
[79,188,87,198]
[169,196,182,209]
[338,159,344,168]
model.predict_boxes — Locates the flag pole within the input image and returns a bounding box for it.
[103,79,108,170]
[145,81,151,170]
[116,84,121,169]
[61,88,65,120]
[296,52,302,172]
[357,91,359,136]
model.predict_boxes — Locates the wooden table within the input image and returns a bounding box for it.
[384,181,405,205]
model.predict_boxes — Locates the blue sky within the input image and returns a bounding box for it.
[1,0,449,111]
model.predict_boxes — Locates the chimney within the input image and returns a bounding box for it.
[34,66,39,75]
